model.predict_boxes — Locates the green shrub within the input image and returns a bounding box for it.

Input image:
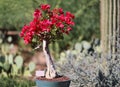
[0,77,35,87]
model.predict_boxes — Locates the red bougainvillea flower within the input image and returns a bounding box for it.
[22,30,35,44]
[66,11,75,19]
[20,4,75,44]
[65,17,75,25]
[67,26,72,31]
[58,8,64,14]
[34,9,42,18]
[41,4,50,11]
[58,14,65,22]
[40,19,52,32]
[56,22,64,28]
[52,8,59,14]
[20,25,29,37]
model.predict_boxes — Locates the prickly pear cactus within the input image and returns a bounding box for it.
[14,55,23,69]
[3,61,10,71]
[49,42,60,59]
[0,62,3,67]
[0,56,4,73]
[8,54,13,64]
[1,70,8,77]
[23,67,31,77]
[11,64,19,76]
[0,56,5,64]
[28,61,35,72]
[1,44,9,54]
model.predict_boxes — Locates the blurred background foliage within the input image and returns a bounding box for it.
[0,0,100,52]
[0,77,35,87]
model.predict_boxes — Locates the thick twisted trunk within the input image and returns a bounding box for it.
[43,40,57,79]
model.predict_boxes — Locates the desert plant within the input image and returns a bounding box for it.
[20,4,75,79]
[0,53,34,77]
[0,54,22,76]
[56,48,120,87]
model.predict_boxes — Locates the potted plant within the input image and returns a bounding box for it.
[20,4,75,87]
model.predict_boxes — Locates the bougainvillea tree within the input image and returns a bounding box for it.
[20,4,75,79]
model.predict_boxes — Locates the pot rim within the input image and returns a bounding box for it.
[36,77,71,82]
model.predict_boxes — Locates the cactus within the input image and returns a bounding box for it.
[0,56,5,72]
[3,61,10,72]
[28,61,35,72]
[1,70,8,77]
[82,41,91,50]
[7,36,12,43]
[49,42,60,59]
[0,53,36,77]
[0,38,3,44]
[14,55,23,69]
[11,64,19,76]
[8,54,13,64]
[75,43,82,52]
[0,55,11,74]
[23,67,31,77]
[0,62,3,67]
[54,42,60,59]
[0,47,31,77]
[1,44,9,54]
[0,55,5,64]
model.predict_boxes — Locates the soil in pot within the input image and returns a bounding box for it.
[36,76,71,87]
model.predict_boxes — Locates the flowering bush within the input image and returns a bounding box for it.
[20,4,75,79]
[20,4,74,45]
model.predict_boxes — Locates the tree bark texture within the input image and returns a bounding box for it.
[43,40,57,79]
